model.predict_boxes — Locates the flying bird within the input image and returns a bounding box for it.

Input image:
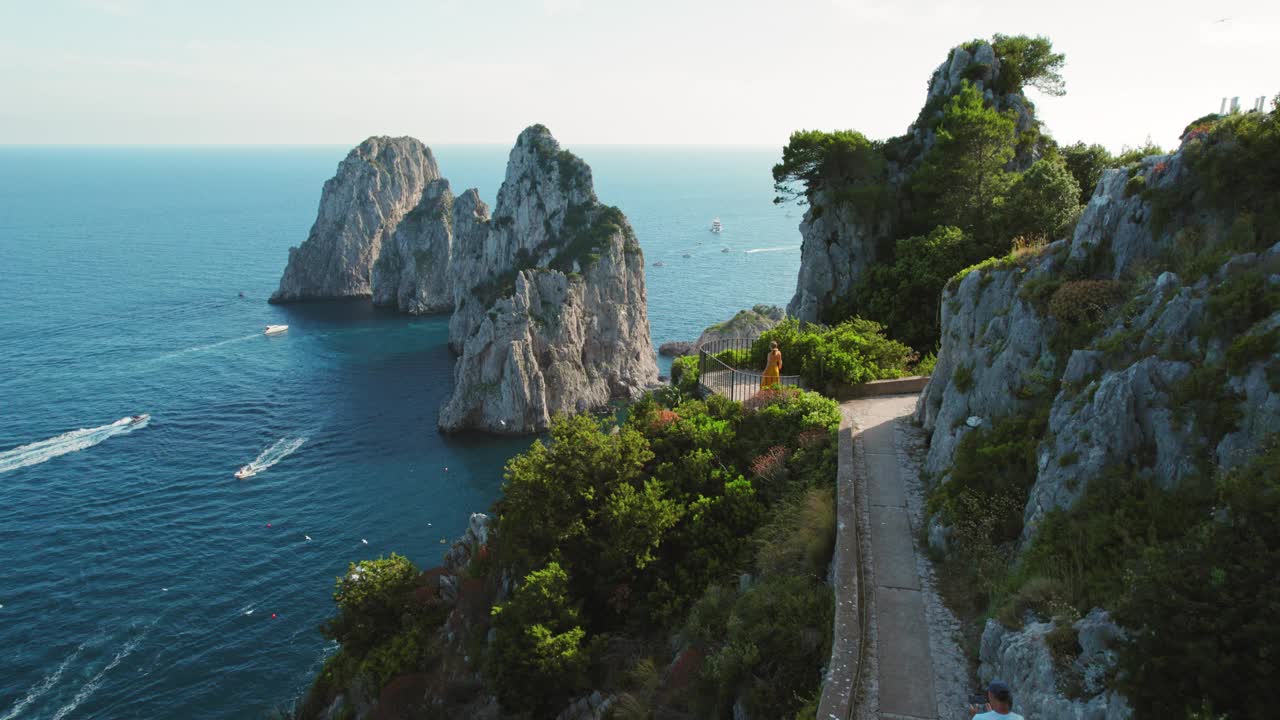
[304,535,312,541]
[361,538,369,545]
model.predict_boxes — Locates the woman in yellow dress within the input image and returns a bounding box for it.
[761,341,782,389]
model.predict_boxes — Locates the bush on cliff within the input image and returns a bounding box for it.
[1060,141,1114,204]
[751,317,915,389]
[488,562,592,715]
[475,387,839,714]
[1115,438,1280,720]
[321,554,422,655]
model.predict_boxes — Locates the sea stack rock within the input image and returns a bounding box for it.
[439,125,658,433]
[271,136,439,303]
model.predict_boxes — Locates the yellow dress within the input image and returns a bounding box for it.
[761,349,782,389]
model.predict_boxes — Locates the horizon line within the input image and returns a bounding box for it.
[0,141,787,149]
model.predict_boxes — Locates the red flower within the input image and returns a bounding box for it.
[751,445,790,479]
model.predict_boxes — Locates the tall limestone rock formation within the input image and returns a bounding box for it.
[268,126,657,433]
[439,125,658,433]
[271,137,439,303]
[787,40,1041,323]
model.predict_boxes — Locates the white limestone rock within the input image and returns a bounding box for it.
[272,136,439,302]
[978,611,1132,720]
[439,126,658,433]
[371,178,457,313]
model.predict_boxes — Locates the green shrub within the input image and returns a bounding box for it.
[321,554,421,654]
[1116,439,1280,720]
[755,486,837,580]
[1002,157,1082,240]
[915,352,938,376]
[1225,329,1279,374]
[952,363,974,393]
[754,317,914,388]
[700,576,833,719]
[670,355,701,396]
[1047,279,1127,324]
[1113,142,1167,167]
[489,562,591,714]
[1021,466,1212,613]
[1060,142,1114,204]
[1123,172,1146,197]
[928,410,1047,546]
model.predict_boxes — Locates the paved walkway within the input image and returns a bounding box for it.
[820,394,937,720]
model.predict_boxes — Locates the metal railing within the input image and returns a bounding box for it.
[696,337,801,402]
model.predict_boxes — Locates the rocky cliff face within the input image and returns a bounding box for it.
[915,125,1280,718]
[787,41,1039,322]
[440,126,657,433]
[978,610,1132,720]
[916,148,1280,529]
[271,136,440,303]
[370,178,458,314]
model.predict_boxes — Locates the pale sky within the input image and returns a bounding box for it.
[0,0,1275,151]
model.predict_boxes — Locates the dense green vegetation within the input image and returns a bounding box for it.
[774,36,1085,351]
[306,388,842,719]
[751,317,916,388]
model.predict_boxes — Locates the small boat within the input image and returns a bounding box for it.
[264,325,288,336]
[710,218,723,233]
[235,465,254,480]
[128,414,150,426]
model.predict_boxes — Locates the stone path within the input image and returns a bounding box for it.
[820,394,939,720]
[860,395,936,720]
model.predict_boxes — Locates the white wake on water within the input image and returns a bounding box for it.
[49,630,149,720]
[744,245,800,254]
[154,333,259,362]
[0,638,91,720]
[236,436,307,479]
[0,416,149,474]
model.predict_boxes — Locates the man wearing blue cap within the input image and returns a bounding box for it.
[969,679,1023,719]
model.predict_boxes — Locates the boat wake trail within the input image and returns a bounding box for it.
[49,630,149,720]
[236,436,307,479]
[156,333,259,362]
[0,638,92,720]
[0,416,149,474]
[744,245,800,254]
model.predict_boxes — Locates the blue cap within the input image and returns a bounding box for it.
[987,680,1012,702]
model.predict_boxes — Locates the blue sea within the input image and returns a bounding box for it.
[0,144,800,718]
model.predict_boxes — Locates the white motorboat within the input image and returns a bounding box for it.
[235,465,254,480]
[264,325,288,336]
[710,218,723,233]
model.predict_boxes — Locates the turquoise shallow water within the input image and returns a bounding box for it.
[0,144,799,718]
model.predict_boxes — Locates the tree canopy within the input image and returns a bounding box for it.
[991,33,1066,97]
[772,129,886,206]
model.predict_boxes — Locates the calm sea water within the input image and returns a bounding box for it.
[0,144,799,718]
